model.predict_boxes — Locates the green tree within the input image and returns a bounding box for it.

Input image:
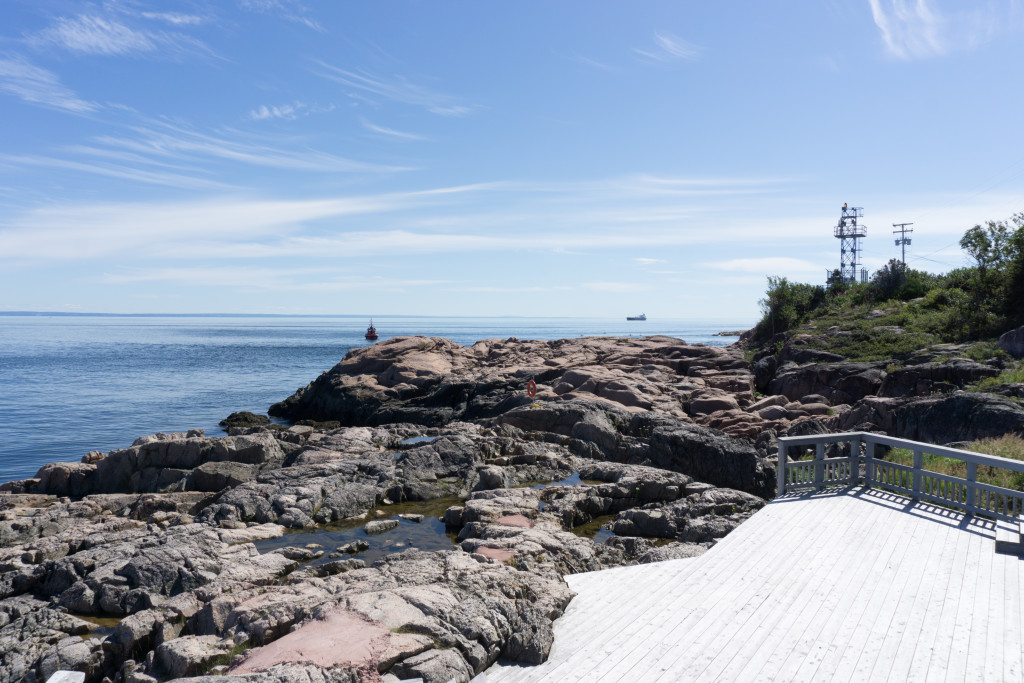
[754,276,825,340]
[871,258,907,301]
[960,219,1013,295]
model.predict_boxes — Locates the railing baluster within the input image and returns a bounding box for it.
[865,441,875,487]
[966,462,977,514]
[912,450,923,501]
[815,442,825,491]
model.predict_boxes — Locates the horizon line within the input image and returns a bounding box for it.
[0,311,751,322]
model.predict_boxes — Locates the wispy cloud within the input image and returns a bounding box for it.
[0,175,829,267]
[30,15,156,55]
[0,55,98,113]
[634,32,701,63]
[582,282,650,293]
[0,152,234,190]
[26,14,212,60]
[139,12,206,26]
[0,114,409,190]
[248,102,305,120]
[101,265,448,292]
[868,0,944,58]
[867,0,1014,59]
[316,61,478,116]
[571,54,619,72]
[239,0,324,32]
[704,257,823,276]
[361,119,428,141]
[91,119,410,174]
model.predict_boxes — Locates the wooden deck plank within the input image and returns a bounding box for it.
[593,501,818,681]
[944,528,986,683]
[791,493,944,683]
[854,502,942,682]
[579,501,815,682]
[966,525,996,683]
[820,514,927,683]
[982,545,1005,683]
[774,491,911,682]
[700,489,888,683]
[786,492,922,683]
[512,545,747,682]
[1004,554,1023,682]
[918,512,974,682]
[644,493,863,682]
[475,488,1020,683]
[550,557,722,666]
[620,492,854,682]
[880,509,960,683]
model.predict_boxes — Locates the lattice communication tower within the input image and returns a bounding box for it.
[834,204,866,283]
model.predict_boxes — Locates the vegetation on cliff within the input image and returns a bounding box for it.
[750,211,1024,364]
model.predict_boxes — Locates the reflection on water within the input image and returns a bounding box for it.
[399,436,437,446]
[253,497,463,566]
[73,614,122,639]
[571,513,617,544]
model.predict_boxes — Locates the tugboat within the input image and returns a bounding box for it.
[626,313,647,321]
[364,319,378,340]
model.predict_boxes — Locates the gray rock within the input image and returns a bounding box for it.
[768,361,889,405]
[999,325,1024,358]
[156,635,233,678]
[364,519,399,535]
[752,355,777,393]
[191,462,256,492]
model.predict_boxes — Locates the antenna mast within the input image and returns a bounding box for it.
[834,203,866,283]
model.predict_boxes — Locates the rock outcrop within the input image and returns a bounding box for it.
[5,331,1024,683]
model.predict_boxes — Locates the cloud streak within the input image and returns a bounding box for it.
[867,0,1014,59]
[634,32,701,63]
[316,61,477,116]
[0,55,98,113]
[26,14,214,60]
[248,102,305,120]
[240,0,324,31]
[361,119,428,141]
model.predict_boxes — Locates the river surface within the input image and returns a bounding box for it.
[0,315,747,483]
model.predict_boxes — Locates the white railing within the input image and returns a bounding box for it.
[777,431,1024,521]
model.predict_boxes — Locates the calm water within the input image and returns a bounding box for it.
[0,315,747,483]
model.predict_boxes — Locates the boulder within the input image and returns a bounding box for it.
[688,390,740,416]
[838,391,1024,444]
[877,359,999,398]
[768,361,888,405]
[999,326,1024,358]
[219,412,271,429]
[778,346,847,364]
[647,423,773,498]
[752,355,777,393]
[191,462,256,492]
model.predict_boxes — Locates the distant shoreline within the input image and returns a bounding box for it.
[0,311,751,322]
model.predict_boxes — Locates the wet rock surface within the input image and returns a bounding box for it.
[4,333,1023,682]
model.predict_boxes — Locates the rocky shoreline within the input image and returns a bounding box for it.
[3,333,1023,683]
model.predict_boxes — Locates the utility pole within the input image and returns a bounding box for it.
[893,222,913,265]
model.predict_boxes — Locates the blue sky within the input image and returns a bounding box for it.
[1,1,1022,321]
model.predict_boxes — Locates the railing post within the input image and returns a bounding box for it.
[815,442,825,491]
[776,438,788,497]
[848,435,861,486]
[912,449,923,500]
[864,439,875,488]
[966,461,977,514]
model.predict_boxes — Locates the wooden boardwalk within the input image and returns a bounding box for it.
[478,487,1024,682]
